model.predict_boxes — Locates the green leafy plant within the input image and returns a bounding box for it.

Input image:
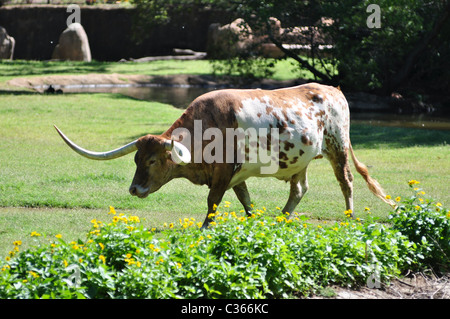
[389,180,450,271]
[1,184,448,298]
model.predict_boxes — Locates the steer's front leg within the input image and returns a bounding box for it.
[201,165,233,229]
[201,189,227,229]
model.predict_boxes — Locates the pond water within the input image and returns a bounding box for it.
[62,84,450,131]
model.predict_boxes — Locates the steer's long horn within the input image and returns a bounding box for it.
[54,125,138,160]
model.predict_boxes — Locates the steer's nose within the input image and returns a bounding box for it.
[129,186,137,196]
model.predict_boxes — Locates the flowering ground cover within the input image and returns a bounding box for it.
[0,181,448,298]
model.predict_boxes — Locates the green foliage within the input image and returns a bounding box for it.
[389,181,450,270]
[211,57,276,80]
[130,0,450,94]
[321,0,450,93]
[1,184,447,299]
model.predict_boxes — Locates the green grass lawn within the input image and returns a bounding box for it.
[0,60,449,257]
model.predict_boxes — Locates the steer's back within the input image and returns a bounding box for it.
[227,83,349,186]
[171,83,350,187]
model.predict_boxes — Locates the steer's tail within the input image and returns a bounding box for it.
[349,143,396,207]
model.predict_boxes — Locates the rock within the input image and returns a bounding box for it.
[0,26,15,60]
[207,18,253,58]
[52,23,91,62]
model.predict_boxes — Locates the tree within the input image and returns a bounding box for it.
[131,0,450,95]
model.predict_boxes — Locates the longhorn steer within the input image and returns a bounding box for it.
[55,83,394,228]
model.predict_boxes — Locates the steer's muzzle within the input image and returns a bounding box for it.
[129,184,150,198]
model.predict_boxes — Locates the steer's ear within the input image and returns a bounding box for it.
[164,139,191,165]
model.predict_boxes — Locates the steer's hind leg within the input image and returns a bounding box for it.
[233,182,253,216]
[327,149,354,217]
[281,167,309,216]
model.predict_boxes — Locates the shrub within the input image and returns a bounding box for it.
[389,180,450,271]
[0,184,448,299]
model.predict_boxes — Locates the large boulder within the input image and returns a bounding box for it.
[207,18,253,59]
[52,23,91,62]
[0,26,15,60]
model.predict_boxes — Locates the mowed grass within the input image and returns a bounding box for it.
[0,58,318,87]
[0,59,449,257]
[0,91,449,257]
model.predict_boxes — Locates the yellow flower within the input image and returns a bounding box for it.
[29,271,39,278]
[99,243,105,250]
[13,240,22,246]
[99,255,106,264]
[63,260,68,268]
[395,196,401,202]
[169,223,174,229]
[176,262,182,269]
[385,195,391,200]
[30,231,41,237]
[408,180,420,185]
[212,204,218,211]
[436,202,442,207]
[109,206,116,215]
[129,216,140,223]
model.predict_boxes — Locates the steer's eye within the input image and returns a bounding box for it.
[148,159,156,166]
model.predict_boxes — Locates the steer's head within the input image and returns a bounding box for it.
[54,126,191,199]
[129,134,190,198]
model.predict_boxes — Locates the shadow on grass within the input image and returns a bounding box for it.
[350,123,449,148]
[0,89,38,95]
[0,60,110,77]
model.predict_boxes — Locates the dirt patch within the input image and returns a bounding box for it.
[311,272,450,299]
[8,73,154,91]
[6,73,302,92]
